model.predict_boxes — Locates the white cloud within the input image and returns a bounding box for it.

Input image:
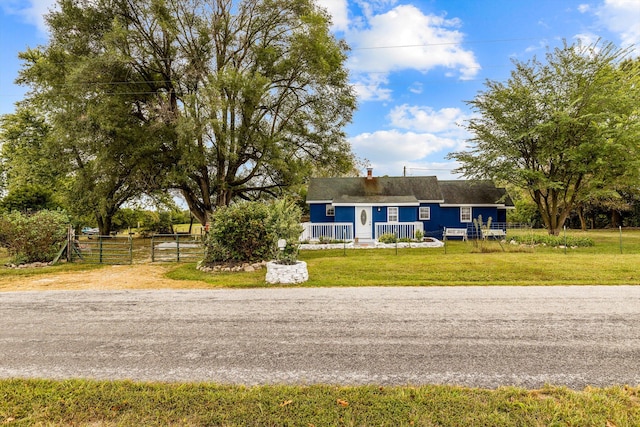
[0,0,56,35]
[578,4,591,13]
[348,129,465,176]
[595,0,640,47]
[348,104,473,176]
[525,39,548,53]
[350,129,457,160]
[573,32,600,48]
[388,105,470,135]
[352,73,392,101]
[316,0,350,32]
[346,5,479,79]
[408,82,423,94]
[341,4,480,103]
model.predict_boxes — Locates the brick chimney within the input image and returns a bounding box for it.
[366,167,373,180]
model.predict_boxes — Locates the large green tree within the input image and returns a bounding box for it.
[18,0,356,226]
[13,0,171,234]
[449,41,640,235]
[0,109,63,212]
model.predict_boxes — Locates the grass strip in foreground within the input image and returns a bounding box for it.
[1,379,638,426]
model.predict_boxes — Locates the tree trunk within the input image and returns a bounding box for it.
[96,215,112,236]
[611,210,621,228]
[578,206,587,231]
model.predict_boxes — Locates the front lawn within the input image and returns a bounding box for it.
[167,229,640,287]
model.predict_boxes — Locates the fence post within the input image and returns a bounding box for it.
[176,234,180,262]
[129,235,133,264]
[443,228,447,254]
[99,236,103,263]
[151,235,155,262]
[67,225,73,263]
[619,226,623,254]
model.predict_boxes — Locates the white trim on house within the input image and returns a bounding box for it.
[440,204,508,208]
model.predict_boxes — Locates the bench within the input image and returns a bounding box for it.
[482,229,506,240]
[443,228,468,241]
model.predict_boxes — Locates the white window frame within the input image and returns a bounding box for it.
[326,204,335,217]
[419,206,431,221]
[388,206,399,222]
[460,206,472,223]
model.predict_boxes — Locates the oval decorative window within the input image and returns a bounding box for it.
[360,209,367,226]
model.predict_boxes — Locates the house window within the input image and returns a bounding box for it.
[326,204,335,217]
[460,206,472,222]
[388,207,398,222]
[419,206,431,221]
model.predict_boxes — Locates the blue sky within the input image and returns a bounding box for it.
[1,0,639,179]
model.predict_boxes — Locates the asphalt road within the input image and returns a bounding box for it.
[1,286,639,389]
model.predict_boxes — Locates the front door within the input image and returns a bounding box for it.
[355,206,372,240]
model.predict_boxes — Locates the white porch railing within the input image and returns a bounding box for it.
[300,222,354,242]
[375,222,423,240]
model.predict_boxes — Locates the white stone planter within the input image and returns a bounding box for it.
[265,261,308,284]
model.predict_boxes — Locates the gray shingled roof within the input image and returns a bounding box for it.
[306,177,513,207]
[439,180,514,206]
[306,176,442,203]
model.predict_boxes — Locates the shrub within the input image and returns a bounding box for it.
[265,198,303,243]
[0,210,69,264]
[275,241,299,265]
[202,198,303,265]
[204,202,272,264]
[266,198,303,265]
[378,233,397,244]
[414,229,424,240]
[510,234,594,247]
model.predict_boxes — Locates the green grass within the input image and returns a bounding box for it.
[0,253,105,279]
[167,230,640,287]
[1,379,638,426]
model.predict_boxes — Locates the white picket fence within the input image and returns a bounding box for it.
[300,222,353,241]
[301,222,424,242]
[375,222,423,240]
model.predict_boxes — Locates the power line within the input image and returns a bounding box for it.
[352,37,540,51]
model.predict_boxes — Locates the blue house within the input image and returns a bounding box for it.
[304,169,513,242]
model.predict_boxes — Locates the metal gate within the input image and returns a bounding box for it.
[60,228,205,265]
[70,235,133,265]
[150,234,205,262]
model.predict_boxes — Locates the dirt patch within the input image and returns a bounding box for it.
[0,264,209,292]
